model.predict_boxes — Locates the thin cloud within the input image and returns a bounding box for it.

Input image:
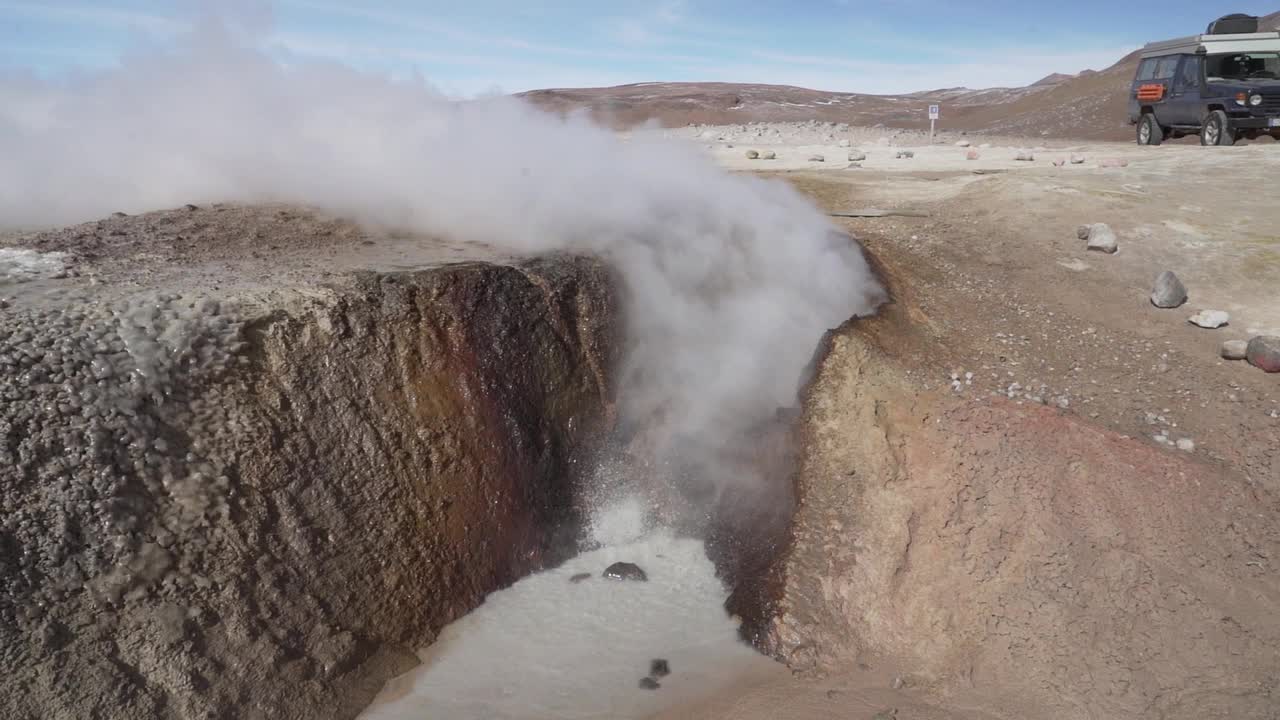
[0,1,184,33]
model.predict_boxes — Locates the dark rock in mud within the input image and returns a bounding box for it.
[569,573,592,584]
[603,562,648,581]
[638,676,661,690]
[650,658,670,677]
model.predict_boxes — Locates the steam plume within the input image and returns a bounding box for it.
[0,19,884,504]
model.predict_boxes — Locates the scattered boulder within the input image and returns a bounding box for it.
[650,659,670,677]
[184,203,199,211]
[1150,271,1187,308]
[639,677,661,690]
[1076,224,1094,240]
[1222,340,1249,360]
[603,562,648,581]
[761,150,776,160]
[1246,336,1280,372]
[808,154,825,162]
[745,149,759,159]
[1015,152,1035,161]
[1176,438,1196,452]
[1100,158,1129,168]
[895,150,915,159]
[848,151,867,162]
[1085,223,1118,254]
[1070,154,1086,164]
[1188,310,1229,329]
[956,140,971,147]
[569,573,591,584]
[838,139,851,147]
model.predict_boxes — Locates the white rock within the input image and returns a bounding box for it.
[979,143,992,148]
[838,139,851,147]
[745,149,759,159]
[1221,340,1248,360]
[896,150,915,159]
[1176,438,1195,452]
[956,140,971,147]
[848,151,867,162]
[1085,224,1118,254]
[761,150,776,160]
[1188,310,1229,329]
[1070,154,1086,164]
[1015,151,1035,162]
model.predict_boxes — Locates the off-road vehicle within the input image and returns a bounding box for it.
[1129,14,1280,145]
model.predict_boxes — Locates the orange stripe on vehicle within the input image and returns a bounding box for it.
[1137,84,1165,101]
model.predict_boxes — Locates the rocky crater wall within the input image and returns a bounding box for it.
[1,253,618,720]
[760,310,1280,719]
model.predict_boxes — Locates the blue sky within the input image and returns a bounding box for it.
[2,1,1278,95]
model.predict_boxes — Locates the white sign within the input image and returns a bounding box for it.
[928,105,940,120]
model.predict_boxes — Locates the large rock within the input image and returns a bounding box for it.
[1247,336,1280,372]
[759,322,1280,719]
[1150,271,1188,308]
[0,206,620,720]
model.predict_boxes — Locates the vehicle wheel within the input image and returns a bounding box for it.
[1200,110,1235,146]
[1137,114,1163,145]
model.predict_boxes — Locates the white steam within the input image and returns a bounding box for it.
[0,21,884,494]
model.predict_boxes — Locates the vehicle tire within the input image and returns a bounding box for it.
[1200,110,1235,146]
[1137,113,1163,145]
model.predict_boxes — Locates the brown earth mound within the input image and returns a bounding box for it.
[0,207,620,720]
[757,295,1280,719]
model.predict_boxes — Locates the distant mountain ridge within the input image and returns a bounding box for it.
[518,11,1280,141]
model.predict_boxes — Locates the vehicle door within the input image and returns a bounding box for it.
[1168,54,1204,125]
[1136,55,1181,124]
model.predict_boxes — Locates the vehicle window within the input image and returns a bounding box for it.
[1176,56,1201,88]
[1154,56,1180,79]
[1206,53,1280,80]
[1137,58,1159,81]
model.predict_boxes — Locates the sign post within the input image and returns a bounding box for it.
[928,104,940,144]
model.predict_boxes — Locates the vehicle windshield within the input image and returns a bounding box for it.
[1206,52,1280,80]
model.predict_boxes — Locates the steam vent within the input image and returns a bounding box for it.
[5,193,1280,720]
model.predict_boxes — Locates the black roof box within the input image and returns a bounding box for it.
[1206,14,1258,34]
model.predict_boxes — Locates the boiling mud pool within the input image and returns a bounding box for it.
[360,499,779,719]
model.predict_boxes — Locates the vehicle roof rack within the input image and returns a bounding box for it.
[1141,31,1280,59]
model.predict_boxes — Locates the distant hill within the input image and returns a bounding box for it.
[519,11,1280,141]
[1031,73,1076,87]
